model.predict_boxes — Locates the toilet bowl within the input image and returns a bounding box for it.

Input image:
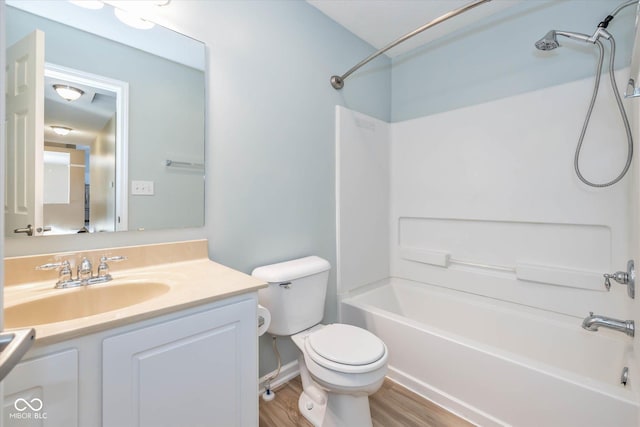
[292,324,388,427]
[252,256,389,427]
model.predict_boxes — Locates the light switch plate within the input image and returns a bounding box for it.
[131,180,154,195]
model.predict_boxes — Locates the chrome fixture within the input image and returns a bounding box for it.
[621,366,629,386]
[97,255,127,281]
[330,0,491,89]
[604,260,635,298]
[534,0,636,188]
[36,255,127,288]
[582,312,635,337]
[78,257,93,281]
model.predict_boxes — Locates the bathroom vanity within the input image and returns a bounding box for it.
[2,240,265,427]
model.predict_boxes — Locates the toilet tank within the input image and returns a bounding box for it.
[252,256,330,336]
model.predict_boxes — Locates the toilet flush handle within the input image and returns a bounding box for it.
[279,282,292,289]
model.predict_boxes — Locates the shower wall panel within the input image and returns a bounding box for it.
[336,106,390,296]
[391,70,632,317]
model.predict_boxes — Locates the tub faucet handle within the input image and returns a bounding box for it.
[603,271,627,289]
[603,260,635,299]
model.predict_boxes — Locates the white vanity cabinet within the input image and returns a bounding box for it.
[2,349,79,427]
[103,297,257,427]
[2,294,258,427]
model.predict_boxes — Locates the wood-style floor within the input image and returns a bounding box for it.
[259,376,475,427]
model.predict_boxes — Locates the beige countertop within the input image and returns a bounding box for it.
[4,240,266,345]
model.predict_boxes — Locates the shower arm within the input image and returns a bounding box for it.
[330,0,492,90]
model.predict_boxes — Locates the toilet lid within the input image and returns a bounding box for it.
[307,324,385,366]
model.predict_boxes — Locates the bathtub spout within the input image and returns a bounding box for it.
[582,312,635,337]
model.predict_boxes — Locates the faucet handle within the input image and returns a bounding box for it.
[36,260,72,285]
[100,255,127,263]
[36,260,69,271]
[603,260,635,299]
[98,255,127,278]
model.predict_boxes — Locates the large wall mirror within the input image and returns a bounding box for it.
[5,0,205,238]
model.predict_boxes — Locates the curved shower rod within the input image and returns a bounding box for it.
[330,0,492,89]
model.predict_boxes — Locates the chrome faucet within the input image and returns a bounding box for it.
[36,255,127,288]
[78,257,93,282]
[582,312,635,337]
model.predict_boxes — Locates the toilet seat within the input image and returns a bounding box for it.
[304,324,387,374]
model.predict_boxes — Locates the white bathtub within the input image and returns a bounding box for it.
[341,278,639,427]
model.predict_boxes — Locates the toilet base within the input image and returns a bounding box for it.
[298,391,374,427]
[297,354,375,427]
[298,390,326,427]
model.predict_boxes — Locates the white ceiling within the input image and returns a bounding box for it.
[306,0,522,58]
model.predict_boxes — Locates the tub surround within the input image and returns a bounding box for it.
[337,69,633,316]
[335,70,639,425]
[342,278,639,427]
[4,239,266,344]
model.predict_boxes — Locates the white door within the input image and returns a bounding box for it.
[5,30,45,237]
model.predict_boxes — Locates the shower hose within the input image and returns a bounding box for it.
[575,36,633,187]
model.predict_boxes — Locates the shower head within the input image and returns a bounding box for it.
[535,30,559,50]
[535,30,594,51]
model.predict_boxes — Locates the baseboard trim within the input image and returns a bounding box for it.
[258,360,300,395]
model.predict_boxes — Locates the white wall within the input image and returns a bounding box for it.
[336,106,390,297]
[391,70,633,319]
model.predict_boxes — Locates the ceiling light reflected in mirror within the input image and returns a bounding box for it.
[53,84,84,101]
[51,126,73,136]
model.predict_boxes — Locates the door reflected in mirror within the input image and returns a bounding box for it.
[43,63,124,235]
[5,1,206,237]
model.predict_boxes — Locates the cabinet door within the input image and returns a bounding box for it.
[3,349,79,427]
[103,299,257,427]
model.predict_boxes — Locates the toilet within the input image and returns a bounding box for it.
[253,256,388,427]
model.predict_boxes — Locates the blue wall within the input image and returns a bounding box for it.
[391,0,636,121]
[163,0,391,376]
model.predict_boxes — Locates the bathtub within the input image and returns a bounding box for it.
[340,277,639,427]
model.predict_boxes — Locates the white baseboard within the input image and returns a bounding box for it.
[258,360,300,395]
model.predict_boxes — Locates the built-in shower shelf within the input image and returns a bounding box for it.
[397,217,611,292]
[515,262,603,291]
[399,247,605,291]
[399,248,450,268]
